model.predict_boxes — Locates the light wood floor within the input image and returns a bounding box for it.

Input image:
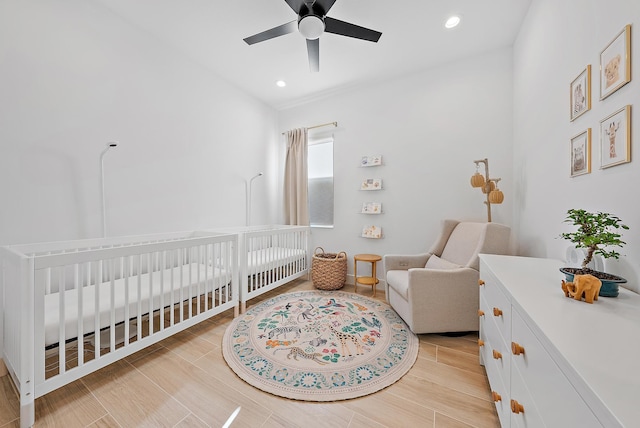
[0,279,499,428]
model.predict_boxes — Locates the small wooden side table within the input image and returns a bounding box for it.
[354,254,382,297]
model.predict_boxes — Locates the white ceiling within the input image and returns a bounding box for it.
[96,0,532,110]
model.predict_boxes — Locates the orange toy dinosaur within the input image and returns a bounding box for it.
[561,274,602,304]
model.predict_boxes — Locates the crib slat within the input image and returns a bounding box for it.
[179,249,184,323]
[204,244,210,312]
[34,268,46,387]
[137,255,143,341]
[110,259,116,353]
[58,267,66,375]
[77,263,85,367]
[158,251,162,331]
[196,246,201,315]
[166,250,171,327]
[94,261,101,357]
[188,247,193,319]
[124,256,130,347]
[147,253,153,337]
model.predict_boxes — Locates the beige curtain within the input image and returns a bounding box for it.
[284,128,309,225]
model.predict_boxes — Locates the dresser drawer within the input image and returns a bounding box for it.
[479,268,511,342]
[510,364,545,428]
[511,310,602,427]
[479,294,510,398]
[479,323,511,428]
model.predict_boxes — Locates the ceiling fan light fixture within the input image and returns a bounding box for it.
[298,15,325,40]
[445,15,461,29]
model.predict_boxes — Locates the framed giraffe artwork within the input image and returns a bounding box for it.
[599,105,631,169]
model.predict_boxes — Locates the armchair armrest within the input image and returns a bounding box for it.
[383,253,431,275]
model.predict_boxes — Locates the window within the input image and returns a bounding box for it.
[308,137,334,227]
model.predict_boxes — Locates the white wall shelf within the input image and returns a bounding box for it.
[360,155,383,167]
[359,156,384,237]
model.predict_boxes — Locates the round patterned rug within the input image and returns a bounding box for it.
[222,290,419,401]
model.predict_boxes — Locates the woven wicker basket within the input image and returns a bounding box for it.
[312,247,347,290]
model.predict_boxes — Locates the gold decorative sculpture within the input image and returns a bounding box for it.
[470,158,503,222]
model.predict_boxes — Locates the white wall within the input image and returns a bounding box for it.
[278,48,515,279]
[0,0,278,245]
[514,0,640,292]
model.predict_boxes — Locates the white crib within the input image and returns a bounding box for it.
[211,225,310,312]
[0,231,238,428]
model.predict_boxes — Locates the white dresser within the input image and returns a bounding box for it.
[479,255,640,427]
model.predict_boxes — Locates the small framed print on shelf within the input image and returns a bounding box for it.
[570,129,591,177]
[361,178,382,190]
[362,225,382,239]
[570,65,591,121]
[361,155,382,167]
[599,105,631,169]
[600,24,631,100]
[361,202,382,214]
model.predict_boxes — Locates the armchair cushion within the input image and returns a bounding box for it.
[439,222,486,267]
[424,255,462,270]
[386,270,409,300]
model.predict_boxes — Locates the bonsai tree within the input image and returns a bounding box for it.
[560,209,629,270]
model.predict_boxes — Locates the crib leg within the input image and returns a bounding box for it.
[20,397,35,428]
[234,304,239,318]
[240,301,247,314]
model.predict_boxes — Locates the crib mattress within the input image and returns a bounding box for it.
[44,263,229,347]
[245,247,307,273]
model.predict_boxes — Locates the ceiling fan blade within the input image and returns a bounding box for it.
[324,17,382,42]
[243,20,297,45]
[307,38,319,72]
[314,0,337,14]
[284,0,306,14]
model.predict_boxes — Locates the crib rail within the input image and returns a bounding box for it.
[1,232,238,428]
[240,226,309,312]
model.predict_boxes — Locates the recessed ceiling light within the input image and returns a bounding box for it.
[276,80,287,87]
[445,15,461,29]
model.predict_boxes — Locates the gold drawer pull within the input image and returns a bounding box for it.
[478,339,484,347]
[478,309,485,316]
[492,391,502,402]
[512,342,525,356]
[511,399,525,414]
[493,307,503,317]
[478,279,485,286]
[492,349,502,360]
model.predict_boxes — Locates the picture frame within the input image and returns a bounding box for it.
[360,178,382,190]
[599,105,631,169]
[600,24,631,100]
[570,129,591,177]
[361,155,382,167]
[570,65,591,121]
[361,202,382,214]
[361,225,382,239]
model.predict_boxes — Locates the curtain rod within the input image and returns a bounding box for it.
[281,121,338,135]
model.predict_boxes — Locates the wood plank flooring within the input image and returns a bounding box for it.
[0,279,500,428]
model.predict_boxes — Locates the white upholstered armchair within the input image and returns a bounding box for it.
[383,220,511,334]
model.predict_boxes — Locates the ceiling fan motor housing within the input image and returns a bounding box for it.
[298,2,327,40]
[298,15,325,39]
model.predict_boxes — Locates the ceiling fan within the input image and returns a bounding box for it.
[243,0,382,72]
